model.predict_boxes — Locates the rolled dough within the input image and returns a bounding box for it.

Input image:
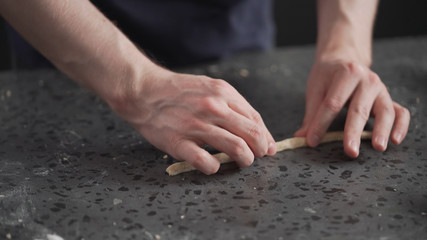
[166,131,373,176]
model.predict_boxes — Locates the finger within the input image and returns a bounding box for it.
[293,128,307,137]
[371,91,395,151]
[343,73,383,158]
[294,70,329,137]
[391,102,410,144]
[215,80,275,155]
[174,140,220,175]
[227,102,276,156]
[294,85,325,137]
[306,66,361,147]
[199,126,255,168]
[217,108,270,158]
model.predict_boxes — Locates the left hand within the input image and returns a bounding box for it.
[294,58,410,158]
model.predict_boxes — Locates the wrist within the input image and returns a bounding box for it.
[104,56,168,113]
[315,34,372,67]
[315,0,377,67]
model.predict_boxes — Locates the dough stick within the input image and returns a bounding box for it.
[166,131,373,176]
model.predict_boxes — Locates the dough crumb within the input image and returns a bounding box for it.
[162,154,168,159]
[6,90,12,98]
[304,207,316,214]
[47,234,64,240]
[6,233,11,239]
[239,69,249,77]
[113,198,123,205]
[155,234,161,240]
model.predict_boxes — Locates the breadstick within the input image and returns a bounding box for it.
[166,131,373,176]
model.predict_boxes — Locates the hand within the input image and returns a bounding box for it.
[109,68,276,174]
[0,0,274,174]
[294,59,410,157]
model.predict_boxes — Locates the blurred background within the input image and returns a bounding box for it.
[0,0,426,71]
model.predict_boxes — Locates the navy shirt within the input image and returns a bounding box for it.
[7,0,275,68]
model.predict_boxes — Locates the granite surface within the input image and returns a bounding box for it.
[0,37,426,240]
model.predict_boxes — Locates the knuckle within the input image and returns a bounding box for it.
[381,105,395,118]
[323,96,345,114]
[338,62,367,80]
[403,107,410,117]
[250,111,263,124]
[231,138,248,158]
[248,124,263,140]
[211,79,231,94]
[367,72,382,87]
[342,62,364,76]
[198,75,211,81]
[379,82,388,93]
[214,79,230,87]
[199,97,225,116]
[231,140,253,167]
[168,137,185,155]
[199,97,216,109]
[397,105,410,117]
[342,62,354,73]
[351,104,371,121]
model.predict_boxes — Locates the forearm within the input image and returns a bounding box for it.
[0,0,158,103]
[316,0,378,66]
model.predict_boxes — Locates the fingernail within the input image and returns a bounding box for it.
[349,140,359,155]
[268,142,276,155]
[376,136,386,149]
[310,134,320,146]
[394,133,402,143]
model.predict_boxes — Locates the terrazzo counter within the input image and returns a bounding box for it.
[1,37,426,240]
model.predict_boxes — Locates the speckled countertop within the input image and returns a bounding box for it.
[0,37,426,240]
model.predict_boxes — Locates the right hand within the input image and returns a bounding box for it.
[294,59,410,158]
[108,67,276,174]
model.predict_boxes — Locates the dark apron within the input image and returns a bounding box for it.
[7,0,275,69]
